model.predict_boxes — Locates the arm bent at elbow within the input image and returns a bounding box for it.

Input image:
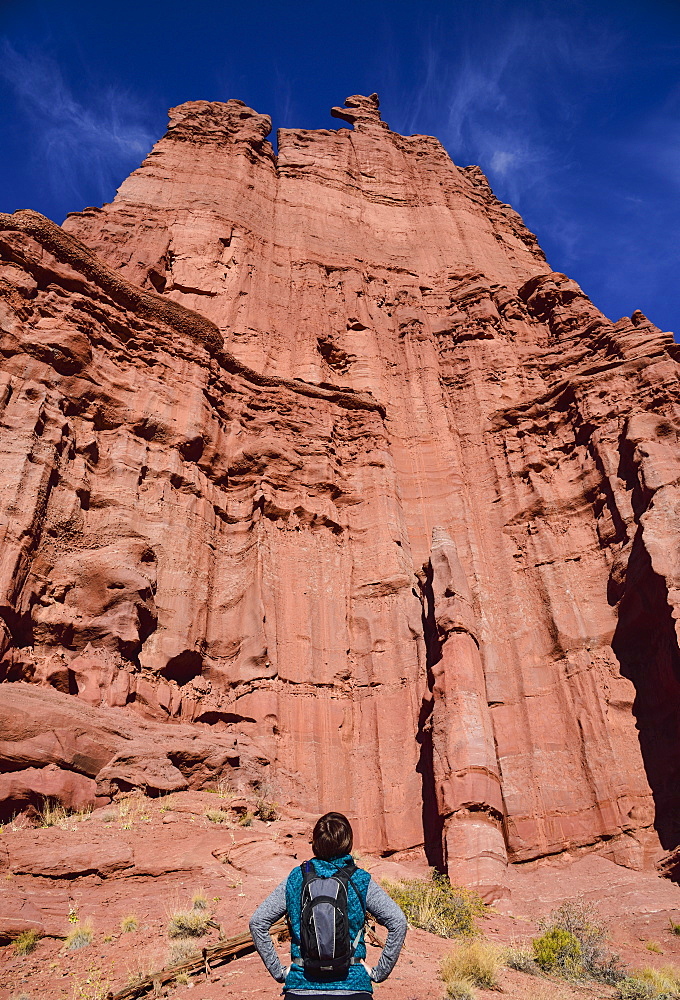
[365,880,408,983]
[249,880,288,982]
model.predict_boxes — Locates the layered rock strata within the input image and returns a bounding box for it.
[0,95,678,895]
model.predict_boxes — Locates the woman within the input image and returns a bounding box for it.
[250,811,407,998]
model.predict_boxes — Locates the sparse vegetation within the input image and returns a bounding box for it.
[191,892,208,911]
[176,973,190,985]
[441,939,504,990]
[381,871,485,938]
[71,966,112,1000]
[205,809,231,824]
[669,919,680,937]
[504,941,539,974]
[443,977,476,1000]
[117,792,152,829]
[65,920,94,951]
[633,965,680,997]
[616,978,658,1000]
[120,915,138,933]
[255,797,278,822]
[238,810,254,827]
[14,929,41,955]
[38,800,91,829]
[532,899,623,983]
[167,910,211,939]
[645,941,663,954]
[169,940,199,965]
[216,779,236,800]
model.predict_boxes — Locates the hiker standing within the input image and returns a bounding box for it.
[250,811,407,998]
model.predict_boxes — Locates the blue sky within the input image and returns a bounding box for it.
[1,0,678,333]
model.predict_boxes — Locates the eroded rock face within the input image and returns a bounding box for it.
[0,94,678,894]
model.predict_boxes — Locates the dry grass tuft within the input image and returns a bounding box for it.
[167,910,211,939]
[382,870,485,938]
[444,977,476,1000]
[238,810,254,827]
[65,920,94,951]
[14,929,41,955]
[645,941,663,954]
[191,892,208,911]
[633,964,680,997]
[120,915,138,933]
[441,939,504,990]
[205,809,231,824]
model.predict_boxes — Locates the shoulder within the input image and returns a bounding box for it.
[351,865,371,894]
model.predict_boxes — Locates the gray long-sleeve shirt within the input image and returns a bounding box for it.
[249,875,407,989]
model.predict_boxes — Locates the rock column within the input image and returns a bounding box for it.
[428,527,508,900]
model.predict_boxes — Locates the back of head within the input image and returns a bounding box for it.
[312,811,353,860]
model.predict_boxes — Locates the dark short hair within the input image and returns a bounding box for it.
[312,812,353,860]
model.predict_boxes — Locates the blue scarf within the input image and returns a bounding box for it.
[284,854,372,993]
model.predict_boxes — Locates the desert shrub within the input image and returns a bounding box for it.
[535,899,623,983]
[191,892,208,911]
[505,942,539,974]
[255,798,278,822]
[616,978,658,1000]
[669,920,680,937]
[381,871,485,938]
[238,811,254,827]
[533,927,582,973]
[646,941,663,954]
[441,939,504,989]
[167,910,211,939]
[205,809,231,824]
[14,929,41,955]
[176,973,190,985]
[65,920,94,950]
[120,915,138,933]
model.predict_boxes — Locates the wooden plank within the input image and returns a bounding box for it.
[109,919,287,1000]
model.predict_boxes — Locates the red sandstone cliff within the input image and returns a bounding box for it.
[0,94,678,898]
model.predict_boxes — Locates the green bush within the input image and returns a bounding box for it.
[533,927,582,973]
[381,871,485,938]
[534,900,623,983]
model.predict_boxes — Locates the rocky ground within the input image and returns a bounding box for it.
[1,791,679,1000]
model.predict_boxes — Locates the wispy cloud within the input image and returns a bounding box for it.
[0,40,156,212]
[392,6,622,231]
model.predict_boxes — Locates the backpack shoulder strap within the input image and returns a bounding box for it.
[334,861,366,917]
[300,859,317,890]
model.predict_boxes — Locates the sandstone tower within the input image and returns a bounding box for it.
[0,94,678,897]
